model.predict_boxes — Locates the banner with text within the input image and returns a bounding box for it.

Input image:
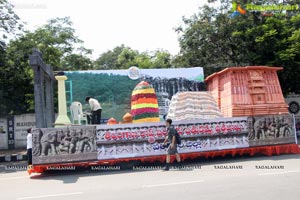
[96,117,249,160]
[30,115,297,165]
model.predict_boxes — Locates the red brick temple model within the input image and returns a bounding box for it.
[205,66,289,117]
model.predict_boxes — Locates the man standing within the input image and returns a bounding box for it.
[26,128,33,165]
[162,119,181,171]
[85,96,102,124]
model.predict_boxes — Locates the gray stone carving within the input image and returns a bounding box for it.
[32,126,97,164]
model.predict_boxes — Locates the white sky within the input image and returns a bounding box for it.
[9,0,207,59]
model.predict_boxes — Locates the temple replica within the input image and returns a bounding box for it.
[205,66,289,117]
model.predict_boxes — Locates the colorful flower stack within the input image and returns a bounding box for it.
[131,81,160,123]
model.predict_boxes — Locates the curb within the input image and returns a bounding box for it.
[0,154,27,163]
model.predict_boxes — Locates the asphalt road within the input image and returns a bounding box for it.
[0,154,300,200]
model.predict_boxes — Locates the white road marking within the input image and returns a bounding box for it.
[0,176,27,181]
[17,192,83,200]
[142,180,204,188]
[258,170,300,176]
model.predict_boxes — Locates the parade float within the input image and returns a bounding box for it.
[28,64,300,174]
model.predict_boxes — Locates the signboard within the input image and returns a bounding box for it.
[97,117,248,143]
[7,116,15,149]
[14,113,36,148]
[0,117,8,149]
[96,117,249,160]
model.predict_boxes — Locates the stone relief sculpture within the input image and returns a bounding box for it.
[32,126,96,157]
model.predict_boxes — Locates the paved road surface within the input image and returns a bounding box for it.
[0,154,300,200]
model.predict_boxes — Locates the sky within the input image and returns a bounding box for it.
[9,0,207,59]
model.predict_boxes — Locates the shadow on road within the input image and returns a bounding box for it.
[184,152,300,166]
[0,152,299,183]
[29,166,143,183]
[25,152,300,183]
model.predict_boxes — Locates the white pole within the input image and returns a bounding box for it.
[292,114,298,144]
[54,75,71,127]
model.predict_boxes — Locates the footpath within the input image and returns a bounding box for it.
[0,149,27,162]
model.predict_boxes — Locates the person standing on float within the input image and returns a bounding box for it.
[85,96,102,124]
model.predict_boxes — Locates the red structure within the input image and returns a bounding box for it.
[205,66,289,117]
[28,144,300,174]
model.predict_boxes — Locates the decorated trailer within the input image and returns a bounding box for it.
[28,114,299,174]
[28,65,300,174]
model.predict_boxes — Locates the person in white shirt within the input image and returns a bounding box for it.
[85,96,102,124]
[26,128,33,165]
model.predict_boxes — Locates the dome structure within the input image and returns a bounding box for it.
[167,92,223,121]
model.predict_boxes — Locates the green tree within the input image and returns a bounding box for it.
[132,52,153,69]
[0,0,23,48]
[0,0,23,115]
[62,53,93,70]
[152,50,172,68]
[116,47,139,69]
[94,45,126,69]
[2,17,89,115]
[175,0,300,94]
[175,2,253,73]
[95,45,173,69]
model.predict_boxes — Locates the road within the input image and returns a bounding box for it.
[0,154,300,200]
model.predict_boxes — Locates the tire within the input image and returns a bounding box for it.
[288,101,300,114]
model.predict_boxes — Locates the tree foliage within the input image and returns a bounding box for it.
[94,45,126,69]
[0,17,90,115]
[2,0,300,115]
[176,0,300,94]
[0,0,23,115]
[0,0,23,48]
[94,45,172,69]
